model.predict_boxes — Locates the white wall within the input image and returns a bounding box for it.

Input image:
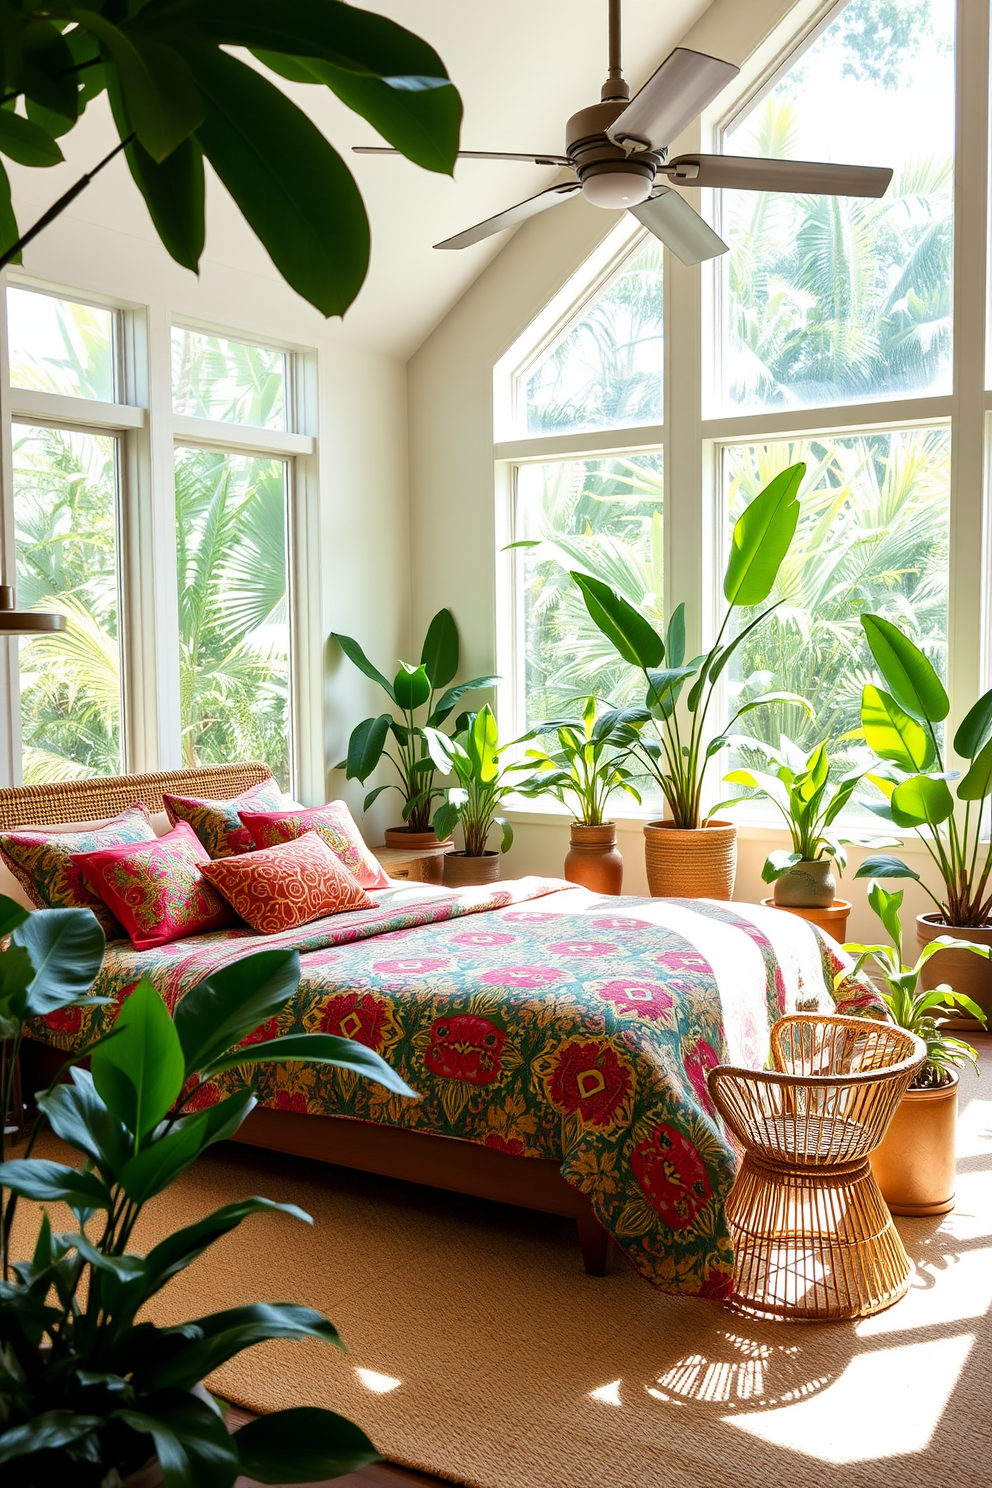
[406,0,936,942]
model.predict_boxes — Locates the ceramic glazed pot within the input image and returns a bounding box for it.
[761,898,851,943]
[871,1072,958,1216]
[772,857,836,909]
[642,819,736,900]
[916,914,992,1028]
[442,851,501,888]
[564,822,623,895]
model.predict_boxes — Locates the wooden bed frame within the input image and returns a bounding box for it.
[7,764,612,1277]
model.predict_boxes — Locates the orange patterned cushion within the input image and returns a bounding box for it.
[72,821,236,950]
[239,800,388,888]
[0,805,157,940]
[163,777,285,858]
[200,831,375,934]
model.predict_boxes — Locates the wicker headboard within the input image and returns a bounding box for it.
[0,763,273,832]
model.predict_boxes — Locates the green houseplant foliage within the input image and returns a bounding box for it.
[512,696,649,825]
[0,1,462,315]
[855,612,992,926]
[570,463,810,829]
[843,881,989,1087]
[724,736,892,885]
[432,705,543,858]
[0,894,417,1485]
[333,608,498,834]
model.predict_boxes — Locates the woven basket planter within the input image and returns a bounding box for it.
[643,819,736,899]
[443,851,501,888]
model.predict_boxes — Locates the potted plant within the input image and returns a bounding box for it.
[432,706,542,888]
[0,894,416,1485]
[512,697,649,894]
[723,736,893,938]
[842,881,988,1215]
[333,609,498,859]
[570,463,809,898]
[855,611,992,1022]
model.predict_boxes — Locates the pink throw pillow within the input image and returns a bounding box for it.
[201,831,375,934]
[239,800,388,889]
[163,777,285,858]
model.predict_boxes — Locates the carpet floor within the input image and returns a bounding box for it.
[12,1038,992,1488]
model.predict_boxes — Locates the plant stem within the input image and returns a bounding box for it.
[0,133,135,272]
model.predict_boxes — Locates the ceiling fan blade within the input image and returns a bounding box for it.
[629,188,728,266]
[435,182,581,249]
[607,48,739,151]
[665,153,893,197]
[353,146,572,166]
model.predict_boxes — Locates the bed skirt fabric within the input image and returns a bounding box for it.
[28,879,883,1297]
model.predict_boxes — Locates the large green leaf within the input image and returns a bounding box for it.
[37,1068,130,1182]
[867,881,904,959]
[853,854,921,882]
[346,713,392,781]
[333,633,395,697]
[115,1393,239,1488]
[141,1198,312,1301]
[665,603,686,668]
[890,774,954,828]
[0,106,63,167]
[74,9,203,161]
[0,893,29,937]
[429,675,500,727]
[11,907,106,1018]
[202,1032,419,1099]
[467,704,500,783]
[0,1410,102,1466]
[119,124,205,272]
[183,47,369,316]
[420,608,459,687]
[954,686,992,760]
[644,665,696,719]
[723,462,804,607]
[235,1407,380,1483]
[119,1090,256,1203]
[861,613,948,724]
[0,1159,112,1211]
[958,735,992,801]
[0,162,19,263]
[174,949,301,1075]
[393,662,431,711]
[91,979,185,1141]
[861,684,934,771]
[136,1304,342,1393]
[571,572,664,669]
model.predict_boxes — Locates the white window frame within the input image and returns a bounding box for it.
[495,0,988,839]
[0,279,318,794]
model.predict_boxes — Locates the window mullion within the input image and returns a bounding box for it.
[0,275,21,787]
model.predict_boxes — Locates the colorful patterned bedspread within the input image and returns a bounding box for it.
[29,878,882,1298]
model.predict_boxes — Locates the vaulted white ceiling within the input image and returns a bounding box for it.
[6,1,715,361]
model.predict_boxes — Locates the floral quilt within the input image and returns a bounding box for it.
[28,878,883,1298]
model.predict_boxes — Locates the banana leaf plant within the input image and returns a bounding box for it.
[0,893,418,1485]
[0,2,461,315]
[511,697,650,825]
[432,705,544,856]
[333,609,498,833]
[722,736,894,884]
[855,613,992,926]
[842,881,988,1088]
[571,464,811,829]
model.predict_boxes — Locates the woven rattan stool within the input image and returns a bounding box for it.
[707,1014,926,1322]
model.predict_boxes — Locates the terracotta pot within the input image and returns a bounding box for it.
[772,857,836,909]
[871,1072,958,1216]
[916,914,992,1029]
[442,850,501,888]
[761,898,851,943]
[564,821,623,895]
[642,819,736,900]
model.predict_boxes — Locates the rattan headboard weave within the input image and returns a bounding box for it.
[0,763,273,832]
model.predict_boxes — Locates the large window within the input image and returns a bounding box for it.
[499,0,971,830]
[0,286,310,789]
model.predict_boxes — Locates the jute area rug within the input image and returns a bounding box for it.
[13,1040,992,1488]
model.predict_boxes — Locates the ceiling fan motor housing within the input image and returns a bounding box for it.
[566,99,661,206]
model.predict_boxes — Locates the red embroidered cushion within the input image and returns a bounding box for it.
[163,777,285,858]
[239,800,388,888]
[72,821,236,950]
[0,805,157,940]
[200,831,375,934]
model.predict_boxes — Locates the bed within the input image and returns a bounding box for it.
[10,765,882,1299]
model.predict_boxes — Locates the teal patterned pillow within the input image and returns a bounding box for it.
[162,777,285,858]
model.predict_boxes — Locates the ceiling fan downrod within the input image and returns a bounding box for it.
[604,0,630,101]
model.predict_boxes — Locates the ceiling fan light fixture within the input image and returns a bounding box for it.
[580,164,654,209]
[0,584,66,636]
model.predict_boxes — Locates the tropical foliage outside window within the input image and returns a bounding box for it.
[7,288,115,403]
[172,327,287,431]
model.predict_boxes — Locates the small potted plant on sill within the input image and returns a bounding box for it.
[723,736,895,940]
[333,609,498,866]
[512,697,649,894]
[842,881,988,1216]
[0,895,416,1486]
[571,463,810,899]
[855,611,992,1023]
[432,705,543,888]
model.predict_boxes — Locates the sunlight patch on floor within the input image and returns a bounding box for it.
[355,1368,402,1394]
[588,1379,623,1406]
[856,1244,992,1335]
[953,1096,992,1160]
[724,1334,974,1461]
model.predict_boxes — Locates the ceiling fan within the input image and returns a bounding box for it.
[354,0,892,266]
